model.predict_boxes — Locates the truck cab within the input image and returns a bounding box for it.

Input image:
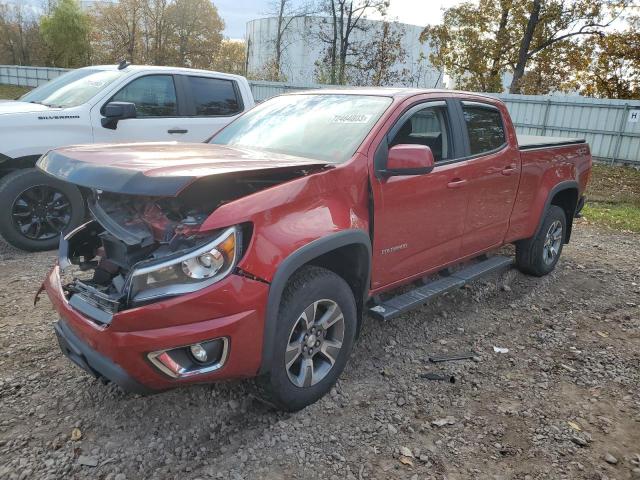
[0,64,254,251]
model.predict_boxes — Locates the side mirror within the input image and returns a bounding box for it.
[101,101,137,130]
[380,144,435,177]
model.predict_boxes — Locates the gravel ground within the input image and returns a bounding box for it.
[1,221,639,480]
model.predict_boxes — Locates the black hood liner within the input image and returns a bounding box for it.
[37,149,330,196]
[38,150,199,196]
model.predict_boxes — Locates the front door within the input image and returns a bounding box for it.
[91,74,193,143]
[370,100,469,290]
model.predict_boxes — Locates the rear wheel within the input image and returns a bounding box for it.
[516,205,566,277]
[256,266,357,411]
[0,169,85,251]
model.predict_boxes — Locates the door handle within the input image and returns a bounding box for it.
[447,178,468,189]
[501,164,517,175]
[168,128,188,134]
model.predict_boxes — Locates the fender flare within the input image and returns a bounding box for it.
[0,154,43,175]
[258,229,372,375]
[534,180,579,240]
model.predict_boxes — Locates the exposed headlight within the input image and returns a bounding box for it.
[128,226,240,303]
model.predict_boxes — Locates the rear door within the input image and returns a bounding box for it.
[457,101,520,256]
[370,99,469,290]
[173,75,245,141]
[91,73,193,143]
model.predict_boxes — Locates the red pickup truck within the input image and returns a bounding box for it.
[39,89,591,411]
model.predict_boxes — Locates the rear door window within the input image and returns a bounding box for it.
[110,75,178,117]
[186,76,242,116]
[462,104,506,155]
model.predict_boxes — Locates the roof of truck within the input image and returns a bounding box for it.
[290,87,500,102]
[84,64,247,81]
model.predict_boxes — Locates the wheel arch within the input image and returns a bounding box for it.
[259,230,371,375]
[550,187,579,242]
[536,181,579,244]
[0,154,43,177]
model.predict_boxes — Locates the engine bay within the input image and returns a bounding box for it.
[59,171,310,321]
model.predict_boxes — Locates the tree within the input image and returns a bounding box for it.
[261,0,313,81]
[40,0,91,67]
[0,3,46,66]
[421,0,520,92]
[509,0,626,93]
[349,21,409,86]
[165,0,224,69]
[315,0,389,85]
[580,16,640,99]
[421,0,630,94]
[212,39,246,75]
[93,0,145,63]
[516,39,592,95]
[143,0,172,65]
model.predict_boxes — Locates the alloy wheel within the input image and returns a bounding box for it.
[542,220,563,265]
[285,299,345,388]
[11,185,72,241]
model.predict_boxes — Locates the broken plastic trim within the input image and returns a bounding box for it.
[87,193,152,247]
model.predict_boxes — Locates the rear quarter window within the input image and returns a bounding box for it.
[462,105,506,155]
[187,76,242,116]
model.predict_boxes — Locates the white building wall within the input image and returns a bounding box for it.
[246,16,443,88]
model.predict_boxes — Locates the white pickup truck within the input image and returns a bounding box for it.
[0,63,255,251]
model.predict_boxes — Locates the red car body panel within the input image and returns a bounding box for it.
[45,265,267,389]
[505,144,591,243]
[40,88,592,393]
[200,156,371,283]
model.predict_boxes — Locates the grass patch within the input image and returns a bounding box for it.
[582,163,640,232]
[582,203,640,233]
[0,84,31,99]
[588,163,640,206]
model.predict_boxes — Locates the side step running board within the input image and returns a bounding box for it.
[368,255,513,321]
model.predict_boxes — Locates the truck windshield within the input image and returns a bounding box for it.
[20,69,125,108]
[210,94,393,163]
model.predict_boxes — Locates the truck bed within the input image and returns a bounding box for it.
[517,134,585,150]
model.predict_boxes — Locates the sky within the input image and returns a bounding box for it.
[218,0,465,39]
[8,0,465,39]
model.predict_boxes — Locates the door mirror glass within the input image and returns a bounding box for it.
[101,101,137,129]
[382,144,435,176]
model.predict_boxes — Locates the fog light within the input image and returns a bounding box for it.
[148,337,229,378]
[190,343,208,362]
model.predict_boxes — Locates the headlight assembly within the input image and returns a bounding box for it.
[127,226,240,303]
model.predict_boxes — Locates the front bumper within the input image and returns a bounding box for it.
[54,318,152,394]
[44,265,269,392]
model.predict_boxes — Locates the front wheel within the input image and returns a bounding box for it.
[516,205,567,277]
[256,266,357,411]
[0,169,85,251]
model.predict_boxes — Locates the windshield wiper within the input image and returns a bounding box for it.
[29,100,57,108]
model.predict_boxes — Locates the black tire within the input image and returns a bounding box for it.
[256,266,357,411]
[516,205,567,277]
[0,168,85,252]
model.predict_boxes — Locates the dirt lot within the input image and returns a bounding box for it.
[0,221,639,480]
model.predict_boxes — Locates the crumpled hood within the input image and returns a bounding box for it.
[0,100,52,115]
[37,142,331,196]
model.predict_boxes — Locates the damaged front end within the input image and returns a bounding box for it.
[60,190,245,325]
[40,142,333,325]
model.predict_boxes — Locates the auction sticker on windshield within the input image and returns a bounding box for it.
[332,114,373,123]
